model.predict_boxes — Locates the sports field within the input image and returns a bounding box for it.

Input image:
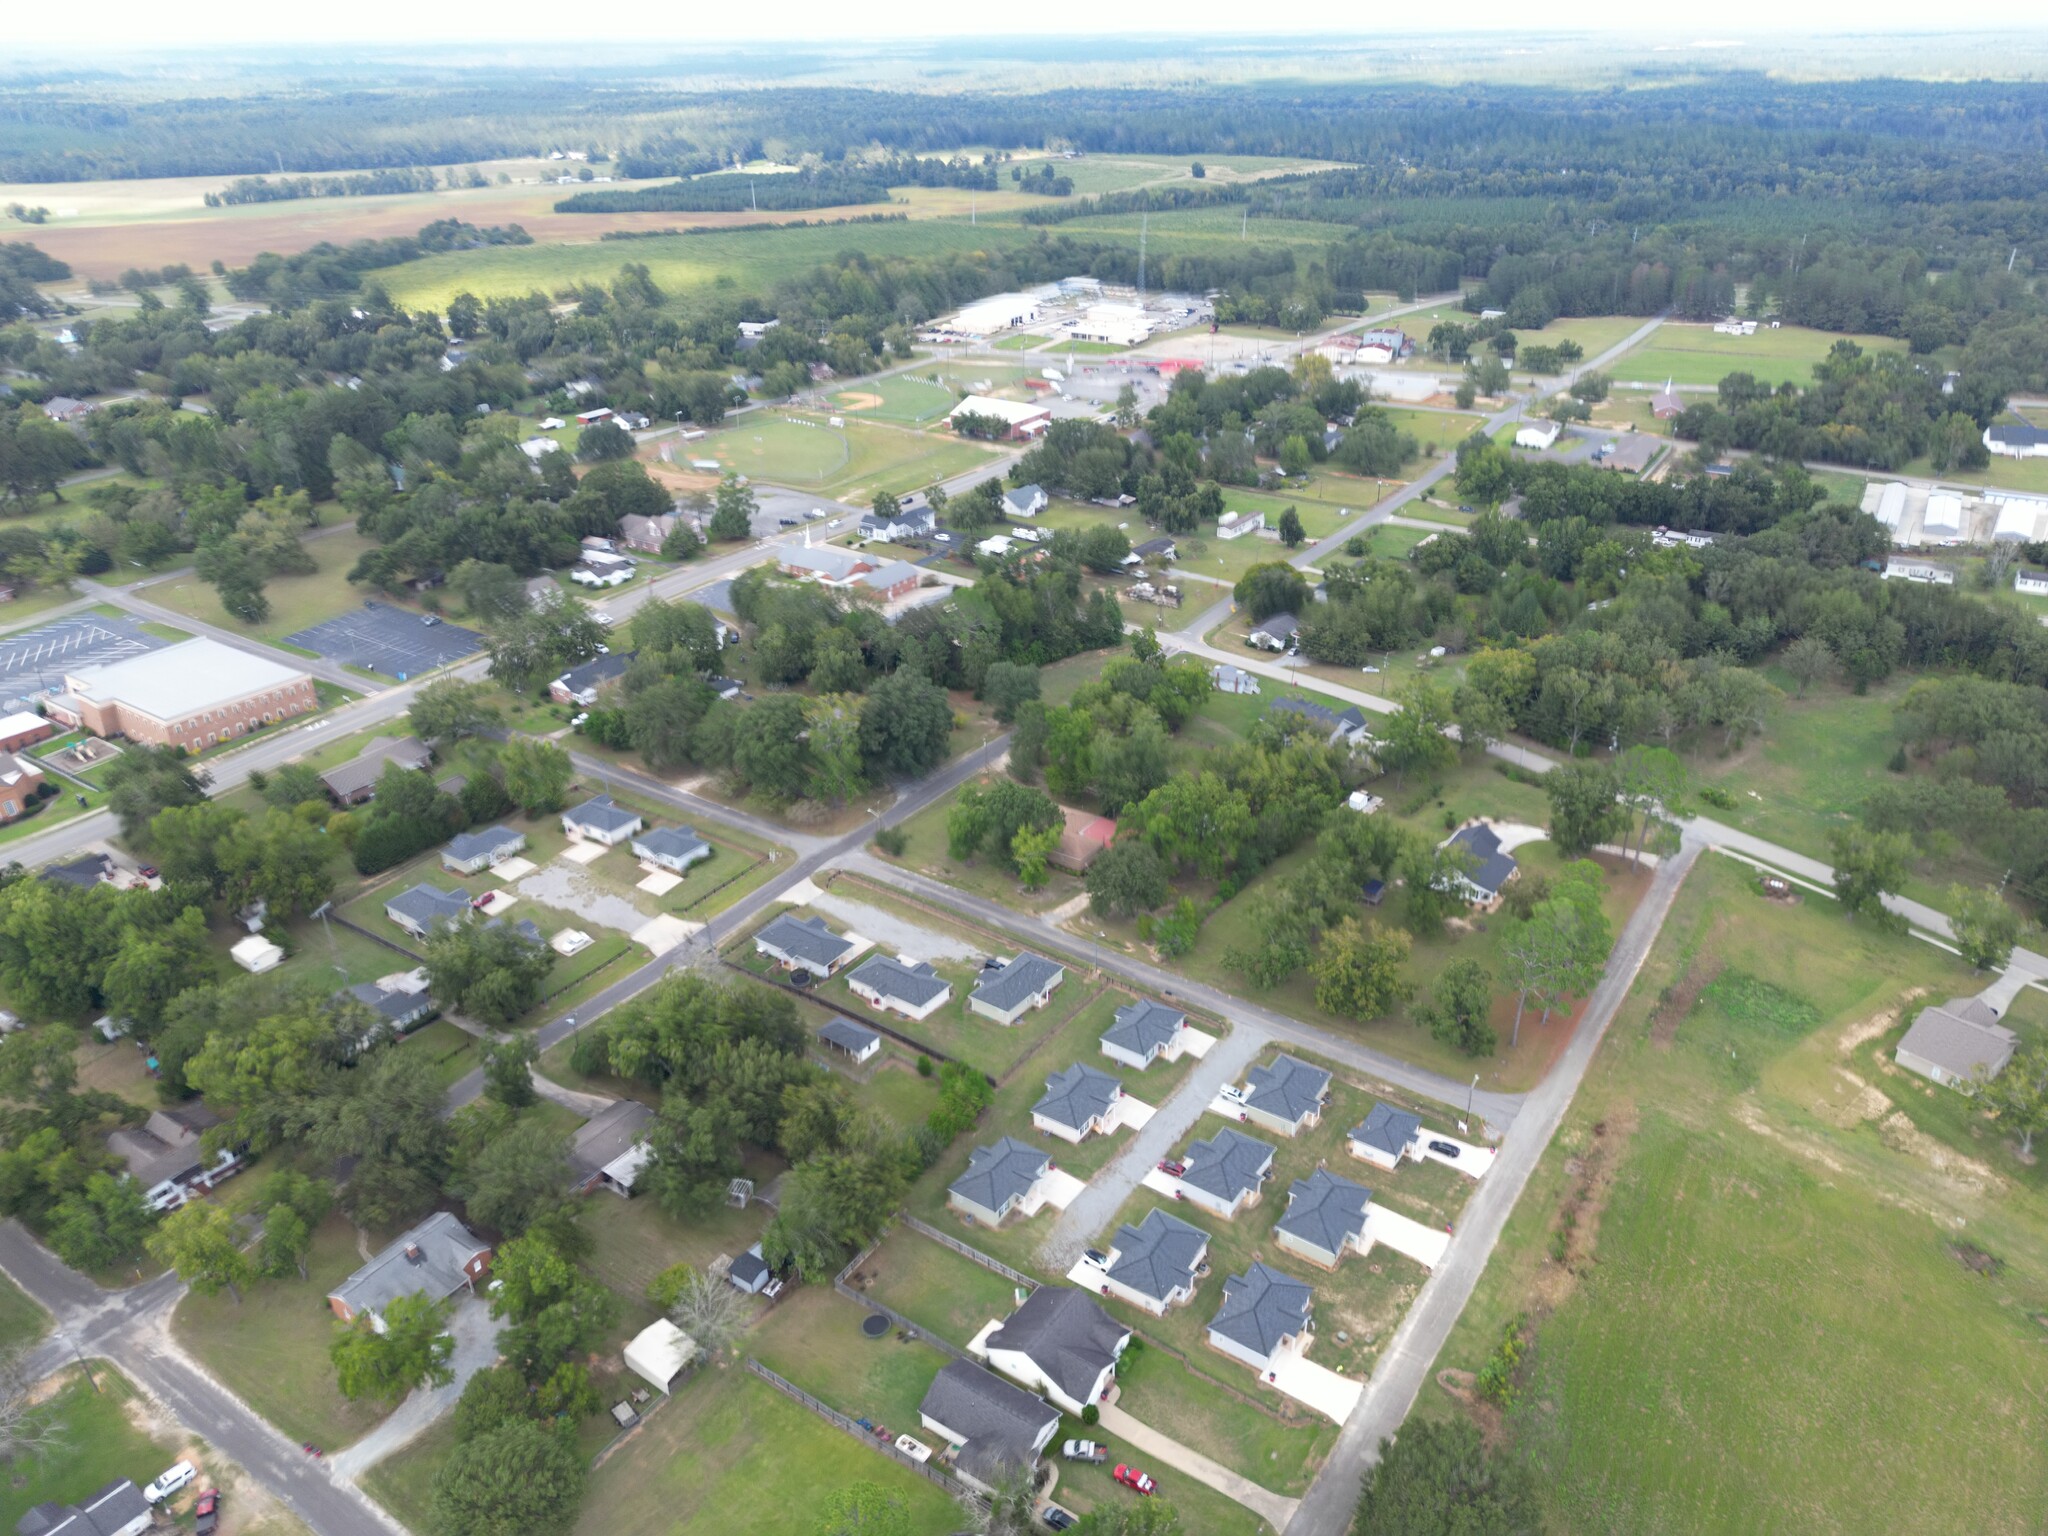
[830,374,954,425]
[696,413,1000,502]
[1610,321,1905,388]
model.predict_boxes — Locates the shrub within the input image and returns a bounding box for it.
[1474,1315,1528,1406]
[873,825,908,857]
[1697,784,1738,811]
[915,1054,934,1078]
[1081,1404,1100,1426]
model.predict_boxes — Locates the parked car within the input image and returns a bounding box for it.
[1041,1506,1077,1531]
[137,866,159,879]
[194,1489,221,1535]
[1062,1440,1108,1463]
[1156,1161,1186,1178]
[421,614,441,626]
[145,1462,197,1504]
[1428,1140,1461,1158]
[1083,1248,1109,1267]
[1113,1465,1157,1496]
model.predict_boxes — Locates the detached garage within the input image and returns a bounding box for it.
[624,1318,700,1394]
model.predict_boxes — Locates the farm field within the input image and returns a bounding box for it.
[136,526,380,647]
[1610,320,1905,389]
[1418,852,2048,1535]
[691,412,1001,504]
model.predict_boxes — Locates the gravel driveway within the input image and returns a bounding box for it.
[807,890,986,963]
[517,863,648,934]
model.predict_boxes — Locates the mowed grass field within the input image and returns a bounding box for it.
[1419,852,2048,1534]
[1611,320,1905,388]
[137,525,379,645]
[695,412,999,502]
[831,373,955,425]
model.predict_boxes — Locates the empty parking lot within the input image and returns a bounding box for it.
[285,603,484,678]
[0,613,168,708]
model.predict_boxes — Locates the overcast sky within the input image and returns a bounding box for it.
[8,4,2045,52]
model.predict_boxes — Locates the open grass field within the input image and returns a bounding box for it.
[171,1214,393,1451]
[137,526,380,645]
[573,1364,959,1536]
[0,1271,46,1352]
[1371,406,1487,455]
[1418,852,2048,1535]
[1611,321,1905,389]
[750,1283,953,1434]
[694,411,999,504]
[0,1367,172,1532]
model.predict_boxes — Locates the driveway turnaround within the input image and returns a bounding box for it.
[1096,1400,1299,1529]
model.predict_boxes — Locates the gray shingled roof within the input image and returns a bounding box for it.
[818,1016,881,1055]
[1177,1127,1274,1206]
[919,1360,1058,1483]
[386,883,472,933]
[1268,696,1367,735]
[634,825,710,863]
[445,825,522,863]
[985,1287,1129,1406]
[1252,611,1299,642]
[565,794,641,836]
[328,1211,487,1319]
[1448,824,1518,895]
[1276,1168,1372,1257]
[1209,1262,1313,1357]
[850,954,951,1009]
[950,1137,1050,1214]
[1350,1102,1422,1158]
[1033,1063,1121,1134]
[1898,997,2020,1081]
[1243,1054,1331,1125]
[555,652,634,696]
[320,735,432,799]
[1102,999,1185,1059]
[972,952,1064,1013]
[568,1100,654,1182]
[1105,1210,1208,1303]
[755,913,854,970]
[345,979,435,1025]
[17,1477,151,1536]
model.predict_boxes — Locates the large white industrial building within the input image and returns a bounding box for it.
[953,293,1044,335]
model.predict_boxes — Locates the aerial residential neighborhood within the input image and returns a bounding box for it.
[0,23,2046,1536]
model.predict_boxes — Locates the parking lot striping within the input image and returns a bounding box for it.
[285,604,485,679]
[0,614,170,704]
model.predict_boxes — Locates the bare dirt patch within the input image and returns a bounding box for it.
[1531,1104,1638,1312]
[834,391,885,412]
[1730,1096,1848,1174]
[1838,989,1924,1057]
[1876,1111,2004,1195]
[1649,956,1723,1048]
[1434,1368,1510,1447]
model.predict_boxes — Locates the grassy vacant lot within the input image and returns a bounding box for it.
[137,526,380,644]
[1611,320,1904,389]
[881,778,1085,916]
[572,1364,959,1536]
[362,1416,453,1534]
[171,1213,392,1451]
[1372,406,1487,455]
[1420,852,2048,1535]
[0,1367,174,1531]
[0,1272,45,1352]
[694,410,998,504]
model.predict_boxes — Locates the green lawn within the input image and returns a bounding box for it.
[749,1283,953,1433]
[1372,407,1488,455]
[851,1228,1034,1349]
[0,1271,47,1352]
[690,410,1001,505]
[362,1416,454,1535]
[0,1367,178,1531]
[572,1365,959,1536]
[1611,321,1905,389]
[830,374,957,426]
[392,1019,483,1091]
[136,527,382,644]
[1418,852,2048,1534]
[578,1178,775,1332]
[170,1213,393,1450]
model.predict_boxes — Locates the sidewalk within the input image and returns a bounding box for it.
[1097,1400,1300,1530]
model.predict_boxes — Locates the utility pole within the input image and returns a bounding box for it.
[1241,206,1248,240]
[2010,246,2019,273]
[1138,213,1148,300]
[750,181,757,213]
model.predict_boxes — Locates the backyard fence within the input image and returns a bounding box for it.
[902,1216,1039,1292]
[744,1358,982,1502]
[675,848,777,916]
[326,912,426,963]
[834,1231,968,1362]
[719,958,985,1080]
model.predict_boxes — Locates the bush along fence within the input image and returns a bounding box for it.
[745,1358,982,1503]
[902,1215,1039,1291]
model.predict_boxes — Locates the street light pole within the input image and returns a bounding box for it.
[1462,1073,1478,1134]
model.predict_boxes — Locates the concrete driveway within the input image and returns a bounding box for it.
[328,1295,503,1480]
[1097,1400,1299,1529]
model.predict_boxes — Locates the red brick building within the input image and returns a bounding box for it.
[47,639,316,752]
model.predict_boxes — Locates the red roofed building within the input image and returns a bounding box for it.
[1051,806,1117,873]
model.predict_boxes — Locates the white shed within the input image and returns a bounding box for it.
[230,935,285,974]
[624,1318,700,1394]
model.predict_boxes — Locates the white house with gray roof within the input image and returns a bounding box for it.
[1031,1063,1124,1143]
[1092,1209,1209,1315]
[754,912,856,975]
[1238,1054,1332,1138]
[1100,999,1189,1070]
[632,825,712,874]
[918,1360,1060,1493]
[384,883,473,940]
[1274,1169,1374,1269]
[1443,822,1520,910]
[817,1016,882,1066]
[1347,1102,1422,1171]
[562,794,643,846]
[847,954,952,1020]
[1895,996,2020,1090]
[1173,1127,1275,1220]
[980,1287,1130,1417]
[441,825,526,875]
[949,1137,1054,1228]
[968,952,1065,1025]
[1207,1262,1314,1374]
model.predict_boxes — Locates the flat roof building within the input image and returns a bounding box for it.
[47,639,314,752]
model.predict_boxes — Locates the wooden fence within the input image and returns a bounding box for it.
[745,1358,981,1502]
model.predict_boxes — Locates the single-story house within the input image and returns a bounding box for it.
[754,912,856,975]
[16,1478,152,1536]
[1211,664,1261,695]
[563,794,643,846]
[1348,1102,1423,1171]
[1032,1063,1124,1143]
[727,1242,779,1296]
[42,852,113,889]
[1266,696,1371,749]
[1100,998,1189,1070]
[1217,509,1265,540]
[345,973,436,1033]
[1094,1209,1209,1315]
[981,1286,1130,1417]
[1248,612,1298,652]
[848,954,953,1020]
[623,1318,700,1395]
[817,1016,882,1066]
[1985,421,2048,460]
[860,504,936,542]
[1514,420,1563,451]
[1895,997,2020,1090]
[385,883,473,939]
[619,512,683,553]
[41,396,94,424]
[229,934,285,974]
[108,1104,241,1214]
[1003,484,1050,519]
[2018,568,2048,597]
[1883,556,1955,586]
[550,652,635,706]
[1049,809,1115,875]
[1132,536,1177,562]
[328,1211,491,1325]
[1444,822,1519,910]
[1236,1054,1332,1138]
[949,1136,1053,1228]
[1207,1262,1314,1374]
[318,734,434,805]
[1174,1127,1275,1220]
[569,1099,655,1196]
[570,562,634,589]
[1274,1168,1374,1269]
[632,825,712,874]
[1595,434,1660,473]
[442,826,526,875]
[969,952,1066,1026]
[708,676,744,701]
[918,1360,1060,1492]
